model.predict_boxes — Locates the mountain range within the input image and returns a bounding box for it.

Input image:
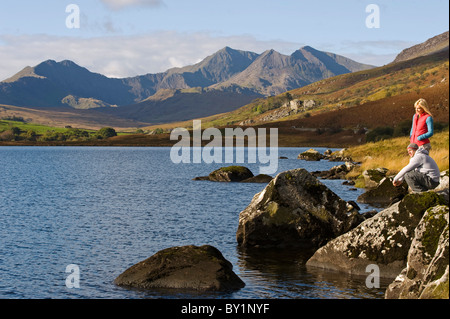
[0,46,374,124]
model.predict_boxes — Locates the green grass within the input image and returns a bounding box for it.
[0,120,76,134]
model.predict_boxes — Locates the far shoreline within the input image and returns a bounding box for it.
[0,130,364,149]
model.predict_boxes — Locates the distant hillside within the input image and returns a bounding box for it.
[393,31,449,63]
[98,86,262,124]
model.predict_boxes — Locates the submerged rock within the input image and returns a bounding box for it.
[208,166,254,182]
[241,174,273,183]
[114,245,245,291]
[236,168,364,249]
[306,192,447,279]
[385,205,449,299]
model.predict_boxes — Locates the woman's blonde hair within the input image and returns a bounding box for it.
[414,98,432,116]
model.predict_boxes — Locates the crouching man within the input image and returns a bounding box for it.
[392,143,440,192]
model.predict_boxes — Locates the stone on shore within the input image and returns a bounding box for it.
[357,176,409,206]
[236,168,364,249]
[114,245,245,291]
[362,168,389,188]
[306,192,447,279]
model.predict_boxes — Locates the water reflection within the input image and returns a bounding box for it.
[236,246,389,299]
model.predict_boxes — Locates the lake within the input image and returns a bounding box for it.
[0,146,390,299]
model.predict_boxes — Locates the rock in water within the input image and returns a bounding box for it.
[193,166,254,182]
[209,166,254,182]
[114,245,245,291]
[236,168,364,249]
[297,149,324,161]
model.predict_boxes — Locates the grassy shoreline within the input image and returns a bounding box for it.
[343,129,449,178]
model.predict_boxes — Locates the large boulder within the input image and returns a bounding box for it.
[306,192,447,279]
[114,245,245,291]
[385,205,449,299]
[236,168,364,249]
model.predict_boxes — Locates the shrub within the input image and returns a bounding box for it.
[97,127,117,139]
[366,126,394,142]
[393,120,412,137]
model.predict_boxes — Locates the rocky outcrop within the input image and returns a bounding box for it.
[306,192,447,279]
[385,205,449,299]
[193,166,272,183]
[236,168,364,249]
[114,245,245,291]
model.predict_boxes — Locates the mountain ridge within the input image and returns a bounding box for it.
[0,46,374,113]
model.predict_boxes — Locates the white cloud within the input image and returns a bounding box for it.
[100,0,165,10]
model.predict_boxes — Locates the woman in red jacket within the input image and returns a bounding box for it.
[410,98,434,151]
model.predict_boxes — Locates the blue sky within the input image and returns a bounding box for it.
[0,0,448,80]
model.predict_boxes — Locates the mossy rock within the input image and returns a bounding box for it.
[297,149,324,161]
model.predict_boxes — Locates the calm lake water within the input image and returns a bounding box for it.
[0,146,390,299]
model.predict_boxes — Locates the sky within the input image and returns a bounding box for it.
[0,0,448,80]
